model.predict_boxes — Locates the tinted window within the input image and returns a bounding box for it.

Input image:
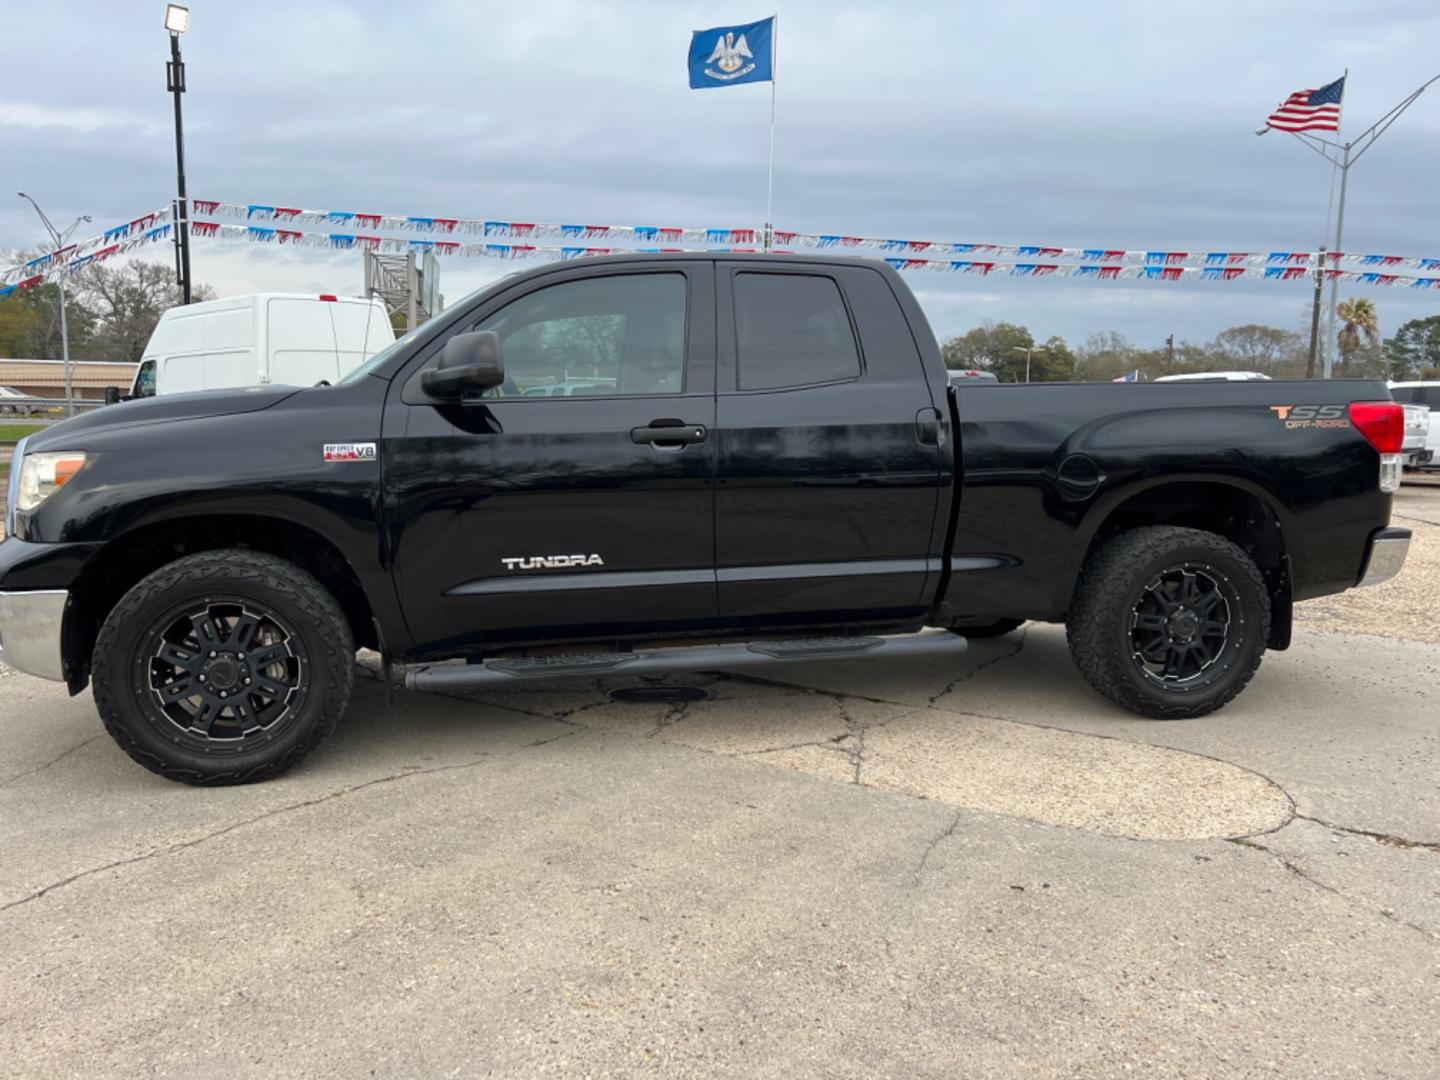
[734,273,861,390]
[477,273,687,397]
[134,360,156,398]
[1391,388,1421,404]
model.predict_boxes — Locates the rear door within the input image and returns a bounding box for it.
[713,262,945,626]
[267,298,342,386]
[387,261,718,653]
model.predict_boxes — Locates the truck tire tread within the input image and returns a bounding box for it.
[92,550,353,785]
[1067,526,1269,720]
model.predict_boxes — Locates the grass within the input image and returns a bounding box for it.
[0,422,46,443]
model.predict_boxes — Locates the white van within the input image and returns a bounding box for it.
[131,293,395,397]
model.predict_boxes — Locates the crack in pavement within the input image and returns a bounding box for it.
[0,735,101,789]
[0,756,497,917]
[911,809,965,887]
[1293,814,1440,853]
[1228,837,1438,940]
[926,626,1029,706]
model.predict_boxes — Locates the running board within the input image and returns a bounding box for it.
[403,630,966,691]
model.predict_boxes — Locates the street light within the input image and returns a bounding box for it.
[17,193,91,416]
[1258,71,1440,377]
[165,3,193,304]
[1011,345,1046,383]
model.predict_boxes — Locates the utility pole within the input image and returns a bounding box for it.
[1307,245,1327,378]
[17,194,90,416]
[1257,71,1440,377]
[1011,344,1046,383]
[165,5,193,303]
[1165,334,1175,375]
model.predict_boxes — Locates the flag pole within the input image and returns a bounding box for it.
[1322,67,1348,379]
[764,15,777,251]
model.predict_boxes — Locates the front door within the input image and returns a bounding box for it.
[387,263,717,655]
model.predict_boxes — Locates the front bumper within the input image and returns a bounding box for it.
[0,589,69,680]
[1358,527,1411,588]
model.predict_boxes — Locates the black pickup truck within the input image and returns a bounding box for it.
[0,254,1411,784]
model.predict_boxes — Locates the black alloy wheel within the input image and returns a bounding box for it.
[1127,563,1240,688]
[1067,526,1269,719]
[93,550,354,784]
[144,599,308,751]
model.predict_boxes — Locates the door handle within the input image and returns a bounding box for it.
[631,420,707,448]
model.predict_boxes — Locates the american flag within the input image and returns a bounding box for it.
[1264,76,1345,133]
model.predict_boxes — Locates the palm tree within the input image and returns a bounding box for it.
[1336,297,1380,370]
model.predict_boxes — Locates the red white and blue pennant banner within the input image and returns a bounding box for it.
[194,200,1440,271]
[1,208,172,285]
[185,221,1440,289]
[0,222,173,300]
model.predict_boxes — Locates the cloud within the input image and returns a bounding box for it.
[3,0,1438,346]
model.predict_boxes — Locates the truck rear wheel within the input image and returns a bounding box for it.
[1067,527,1269,719]
[92,550,354,785]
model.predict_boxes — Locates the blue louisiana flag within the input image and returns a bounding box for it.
[688,17,775,89]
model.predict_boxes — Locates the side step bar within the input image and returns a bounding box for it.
[403,630,966,691]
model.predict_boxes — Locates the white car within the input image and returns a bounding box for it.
[0,386,43,416]
[131,293,395,397]
[1390,382,1440,470]
[1153,371,1273,383]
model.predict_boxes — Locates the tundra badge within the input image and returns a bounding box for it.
[501,555,605,570]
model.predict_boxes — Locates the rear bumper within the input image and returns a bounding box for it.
[1357,527,1411,588]
[0,589,69,680]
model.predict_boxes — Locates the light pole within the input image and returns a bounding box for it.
[165,3,193,304]
[1258,72,1440,377]
[1011,344,1046,383]
[17,193,91,415]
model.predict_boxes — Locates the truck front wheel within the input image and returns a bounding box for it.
[92,550,354,784]
[1067,526,1269,719]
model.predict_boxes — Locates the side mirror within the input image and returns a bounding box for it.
[421,331,504,398]
[104,386,121,406]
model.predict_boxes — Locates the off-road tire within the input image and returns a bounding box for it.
[949,617,1025,639]
[1067,526,1269,719]
[93,550,354,784]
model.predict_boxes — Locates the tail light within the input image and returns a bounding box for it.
[1349,401,1403,453]
[1349,401,1404,494]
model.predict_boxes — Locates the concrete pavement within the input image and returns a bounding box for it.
[1,617,1437,1077]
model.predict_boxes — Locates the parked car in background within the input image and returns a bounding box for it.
[947,369,1000,384]
[130,293,395,398]
[1154,371,1273,383]
[0,386,44,416]
[1390,382,1440,470]
[1400,402,1432,469]
[521,379,619,397]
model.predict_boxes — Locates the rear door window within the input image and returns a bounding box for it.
[733,273,861,391]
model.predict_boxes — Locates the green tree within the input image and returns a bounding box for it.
[0,292,42,357]
[0,281,97,359]
[1383,315,1440,380]
[1210,324,1305,377]
[940,322,1074,381]
[1074,331,1137,382]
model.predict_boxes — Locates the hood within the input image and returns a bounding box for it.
[25,385,302,451]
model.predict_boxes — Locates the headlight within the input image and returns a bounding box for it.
[16,451,88,512]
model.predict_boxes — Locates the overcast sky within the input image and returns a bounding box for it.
[3,0,1439,349]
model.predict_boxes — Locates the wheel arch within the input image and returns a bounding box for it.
[64,514,378,693]
[1072,476,1293,650]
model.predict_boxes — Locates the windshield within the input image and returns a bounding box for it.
[336,323,423,385]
